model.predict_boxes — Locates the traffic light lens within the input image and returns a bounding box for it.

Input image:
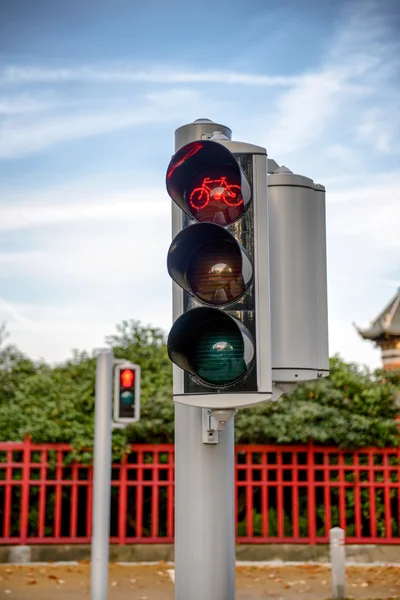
[120,390,134,405]
[188,240,245,305]
[189,320,247,385]
[187,167,245,225]
[120,369,134,388]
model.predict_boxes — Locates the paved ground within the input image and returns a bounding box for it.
[0,562,399,599]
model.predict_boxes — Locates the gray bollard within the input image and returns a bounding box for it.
[330,527,346,599]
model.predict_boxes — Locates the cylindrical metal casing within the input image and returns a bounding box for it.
[268,171,329,382]
[315,184,330,375]
[175,118,232,151]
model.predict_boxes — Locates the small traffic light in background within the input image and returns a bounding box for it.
[113,363,140,423]
[166,134,272,409]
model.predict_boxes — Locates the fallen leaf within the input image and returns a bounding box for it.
[47,574,58,580]
[26,578,37,585]
[58,579,65,585]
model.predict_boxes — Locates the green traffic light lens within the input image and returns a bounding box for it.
[120,390,134,405]
[188,319,247,385]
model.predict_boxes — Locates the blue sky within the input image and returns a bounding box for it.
[0,0,399,368]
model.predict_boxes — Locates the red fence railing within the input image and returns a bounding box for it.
[0,439,399,545]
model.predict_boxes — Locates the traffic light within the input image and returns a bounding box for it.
[166,135,272,409]
[113,363,141,423]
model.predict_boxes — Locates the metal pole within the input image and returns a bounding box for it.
[91,350,114,600]
[175,404,236,600]
[330,527,346,599]
[173,119,236,600]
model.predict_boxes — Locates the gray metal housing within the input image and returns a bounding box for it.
[268,169,329,382]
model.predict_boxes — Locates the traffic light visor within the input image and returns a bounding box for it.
[168,307,255,387]
[166,140,251,226]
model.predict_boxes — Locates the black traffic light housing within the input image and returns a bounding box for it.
[166,137,273,409]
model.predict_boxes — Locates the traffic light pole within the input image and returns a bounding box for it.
[91,350,114,600]
[175,404,236,599]
[173,120,236,600]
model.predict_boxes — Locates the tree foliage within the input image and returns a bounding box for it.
[236,357,400,449]
[0,321,399,458]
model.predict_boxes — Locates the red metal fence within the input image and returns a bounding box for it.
[0,439,399,545]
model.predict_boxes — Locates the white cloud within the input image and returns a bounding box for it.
[0,297,39,331]
[327,175,400,284]
[264,69,346,156]
[0,188,169,231]
[0,94,60,115]
[0,84,226,159]
[357,107,399,154]
[0,65,299,87]
[0,105,177,159]
[262,0,400,158]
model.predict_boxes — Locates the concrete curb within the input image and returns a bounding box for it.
[2,544,400,565]
[4,560,400,568]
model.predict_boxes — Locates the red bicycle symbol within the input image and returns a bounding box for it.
[189,177,243,210]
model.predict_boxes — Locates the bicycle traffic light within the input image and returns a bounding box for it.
[113,363,141,423]
[166,135,272,409]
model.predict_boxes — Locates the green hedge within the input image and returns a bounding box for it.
[0,320,399,461]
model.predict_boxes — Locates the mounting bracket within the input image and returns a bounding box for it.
[202,408,237,444]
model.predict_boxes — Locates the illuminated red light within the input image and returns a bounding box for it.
[187,172,245,225]
[190,176,243,209]
[120,369,135,388]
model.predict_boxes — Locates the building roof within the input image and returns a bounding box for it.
[355,288,400,340]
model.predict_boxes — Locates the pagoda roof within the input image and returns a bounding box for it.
[355,288,400,340]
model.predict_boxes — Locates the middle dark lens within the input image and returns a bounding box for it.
[187,240,245,305]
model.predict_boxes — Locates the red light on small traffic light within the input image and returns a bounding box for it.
[120,368,135,388]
